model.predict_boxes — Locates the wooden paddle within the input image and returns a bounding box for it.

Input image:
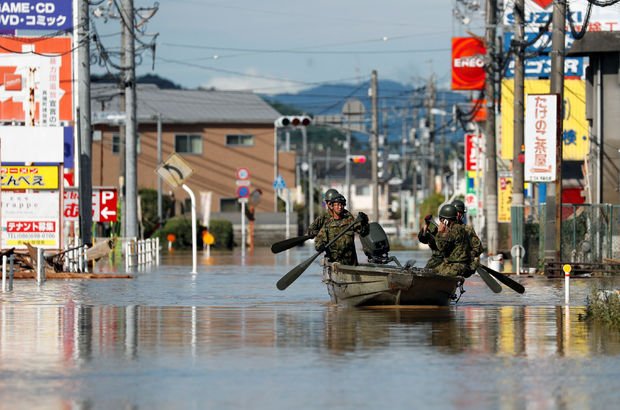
[476,267,502,293]
[478,264,525,294]
[270,234,313,254]
[276,217,362,291]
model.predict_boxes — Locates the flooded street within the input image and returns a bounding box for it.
[1,246,620,409]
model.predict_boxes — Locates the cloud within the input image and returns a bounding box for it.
[201,68,308,95]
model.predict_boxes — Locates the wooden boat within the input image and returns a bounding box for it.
[320,222,464,307]
[322,262,463,307]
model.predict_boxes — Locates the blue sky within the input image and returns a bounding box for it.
[92,0,486,93]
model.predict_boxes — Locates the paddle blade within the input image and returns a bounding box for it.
[276,253,320,290]
[476,267,502,293]
[480,265,525,294]
[271,235,313,254]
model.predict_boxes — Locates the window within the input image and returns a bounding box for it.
[112,133,120,154]
[226,134,254,147]
[175,134,203,154]
[112,133,141,154]
[220,198,241,212]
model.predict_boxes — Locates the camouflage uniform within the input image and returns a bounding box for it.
[307,214,331,237]
[315,210,368,266]
[458,221,483,277]
[418,222,443,269]
[434,223,471,276]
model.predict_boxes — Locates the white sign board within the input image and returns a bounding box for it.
[525,94,558,182]
[1,190,60,249]
[0,126,64,163]
[504,1,620,32]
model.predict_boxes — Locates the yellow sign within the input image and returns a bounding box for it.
[563,264,572,274]
[1,166,59,190]
[500,79,588,160]
[498,176,512,223]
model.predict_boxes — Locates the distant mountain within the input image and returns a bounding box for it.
[262,80,470,144]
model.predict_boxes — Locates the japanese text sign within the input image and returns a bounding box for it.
[525,94,558,182]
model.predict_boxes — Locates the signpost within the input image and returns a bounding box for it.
[236,168,250,255]
[273,176,290,238]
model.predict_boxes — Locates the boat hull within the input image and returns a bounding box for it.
[322,262,463,307]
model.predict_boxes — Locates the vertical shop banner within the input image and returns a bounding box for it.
[0,37,73,125]
[524,94,558,182]
[498,176,513,223]
[0,1,72,31]
[1,190,61,249]
[451,37,486,90]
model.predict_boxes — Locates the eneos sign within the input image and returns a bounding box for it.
[452,37,486,91]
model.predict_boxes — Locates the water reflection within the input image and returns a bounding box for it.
[2,303,620,370]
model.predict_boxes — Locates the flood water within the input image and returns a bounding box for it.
[1,246,620,410]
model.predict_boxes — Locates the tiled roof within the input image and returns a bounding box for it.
[91,84,281,124]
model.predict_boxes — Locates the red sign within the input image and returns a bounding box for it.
[452,37,486,90]
[63,188,118,223]
[465,133,481,172]
[532,0,552,8]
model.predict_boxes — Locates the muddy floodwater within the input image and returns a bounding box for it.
[1,246,620,410]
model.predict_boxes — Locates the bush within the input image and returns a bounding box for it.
[158,216,194,249]
[586,290,620,329]
[418,193,447,225]
[207,220,234,249]
[157,217,234,250]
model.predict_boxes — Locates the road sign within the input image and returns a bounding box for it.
[236,186,250,199]
[64,187,118,223]
[236,180,251,186]
[157,153,194,188]
[236,168,250,180]
[273,175,286,189]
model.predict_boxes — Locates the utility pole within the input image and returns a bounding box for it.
[77,0,93,246]
[547,0,566,260]
[484,0,499,255]
[370,70,379,221]
[119,24,127,237]
[122,0,139,239]
[512,0,525,266]
[427,75,436,197]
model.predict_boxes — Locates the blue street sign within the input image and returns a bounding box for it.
[273,176,286,189]
[237,186,250,198]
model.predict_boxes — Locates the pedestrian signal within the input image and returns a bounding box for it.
[348,155,367,164]
[275,115,312,128]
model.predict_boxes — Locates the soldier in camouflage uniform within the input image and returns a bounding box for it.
[307,189,340,237]
[418,214,443,269]
[433,204,471,277]
[453,199,484,277]
[314,193,369,266]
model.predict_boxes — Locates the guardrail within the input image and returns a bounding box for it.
[125,238,160,270]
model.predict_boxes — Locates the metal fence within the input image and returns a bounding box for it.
[522,203,620,267]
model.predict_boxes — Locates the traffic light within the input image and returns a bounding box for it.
[348,155,367,164]
[275,115,312,128]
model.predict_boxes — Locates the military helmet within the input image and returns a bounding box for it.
[325,189,346,205]
[439,204,458,220]
[452,199,466,214]
[324,188,341,202]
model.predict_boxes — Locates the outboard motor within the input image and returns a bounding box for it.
[361,222,400,266]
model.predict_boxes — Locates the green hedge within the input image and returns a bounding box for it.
[157,217,234,250]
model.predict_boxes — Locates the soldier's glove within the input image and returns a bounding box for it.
[357,212,369,225]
